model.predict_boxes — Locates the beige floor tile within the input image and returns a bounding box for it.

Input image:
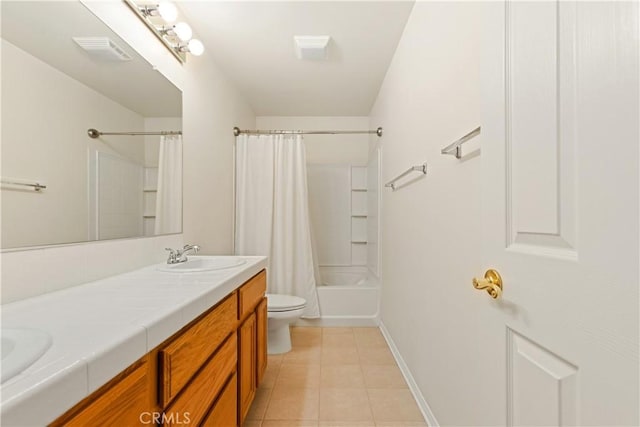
[261,421,319,427]
[361,364,407,389]
[357,346,396,365]
[292,334,323,348]
[277,364,321,388]
[320,365,365,388]
[322,327,354,335]
[321,347,360,366]
[367,389,424,422]
[283,347,322,365]
[319,422,376,427]
[247,385,274,420]
[262,361,282,388]
[264,386,320,421]
[291,327,323,337]
[243,421,263,427]
[375,422,427,426]
[269,354,285,366]
[319,388,373,422]
[352,327,382,335]
[323,333,357,349]
[353,329,386,349]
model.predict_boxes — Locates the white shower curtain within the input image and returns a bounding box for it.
[155,134,182,235]
[235,134,320,318]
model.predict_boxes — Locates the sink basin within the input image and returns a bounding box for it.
[157,257,246,273]
[1,328,52,383]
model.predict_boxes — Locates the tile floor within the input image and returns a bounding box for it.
[243,327,426,427]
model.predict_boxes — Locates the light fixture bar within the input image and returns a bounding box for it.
[123,0,186,63]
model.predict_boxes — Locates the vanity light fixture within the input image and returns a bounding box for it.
[124,0,204,63]
[180,39,205,56]
[138,1,177,23]
[160,22,192,42]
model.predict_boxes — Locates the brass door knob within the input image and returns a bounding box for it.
[472,269,503,299]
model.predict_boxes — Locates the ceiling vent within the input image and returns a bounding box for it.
[72,37,132,61]
[294,36,330,60]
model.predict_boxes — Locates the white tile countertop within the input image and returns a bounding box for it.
[0,256,267,426]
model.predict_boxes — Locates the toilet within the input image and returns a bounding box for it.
[266,293,307,354]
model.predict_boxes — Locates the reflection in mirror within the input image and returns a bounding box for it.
[1,1,183,250]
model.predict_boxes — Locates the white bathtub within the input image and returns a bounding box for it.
[297,266,380,327]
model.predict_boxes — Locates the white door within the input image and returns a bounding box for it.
[481,1,638,425]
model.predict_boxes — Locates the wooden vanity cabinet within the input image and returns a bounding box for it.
[237,270,267,425]
[201,373,238,427]
[51,269,268,427]
[50,357,154,427]
[239,312,257,420]
[256,297,268,384]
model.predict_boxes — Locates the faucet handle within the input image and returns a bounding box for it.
[183,244,200,253]
[165,248,178,264]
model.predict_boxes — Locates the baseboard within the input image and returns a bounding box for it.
[379,322,439,427]
[295,315,379,327]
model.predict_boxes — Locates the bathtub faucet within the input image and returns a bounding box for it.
[165,244,200,264]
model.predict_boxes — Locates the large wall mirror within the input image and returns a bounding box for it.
[1,1,183,250]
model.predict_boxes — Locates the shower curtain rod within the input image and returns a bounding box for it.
[233,126,383,137]
[87,128,182,139]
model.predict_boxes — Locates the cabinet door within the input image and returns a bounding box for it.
[238,313,257,424]
[256,297,268,386]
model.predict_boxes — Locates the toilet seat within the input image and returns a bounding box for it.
[267,293,306,312]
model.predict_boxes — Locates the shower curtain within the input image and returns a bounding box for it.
[235,134,320,318]
[155,134,182,235]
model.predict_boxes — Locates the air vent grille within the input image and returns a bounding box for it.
[72,37,132,61]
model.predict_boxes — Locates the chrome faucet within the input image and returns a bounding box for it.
[165,244,200,264]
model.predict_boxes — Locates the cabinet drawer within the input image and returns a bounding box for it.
[160,293,237,406]
[238,270,266,320]
[201,373,238,427]
[164,334,237,427]
[56,360,149,427]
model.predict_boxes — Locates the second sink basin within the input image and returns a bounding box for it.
[2,328,52,383]
[157,256,247,273]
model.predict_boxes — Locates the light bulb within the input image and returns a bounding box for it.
[173,22,192,42]
[157,2,177,23]
[187,39,204,56]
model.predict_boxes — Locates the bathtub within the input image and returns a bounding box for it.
[297,266,380,327]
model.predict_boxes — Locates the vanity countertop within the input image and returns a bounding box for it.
[0,256,267,426]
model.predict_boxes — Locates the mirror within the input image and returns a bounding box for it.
[1,1,183,250]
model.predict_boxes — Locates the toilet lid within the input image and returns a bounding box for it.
[267,293,306,312]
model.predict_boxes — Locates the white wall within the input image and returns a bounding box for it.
[182,57,255,254]
[369,2,484,425]
[1,1,255,303]
[1,39,145,249]
[256,116,370,165]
